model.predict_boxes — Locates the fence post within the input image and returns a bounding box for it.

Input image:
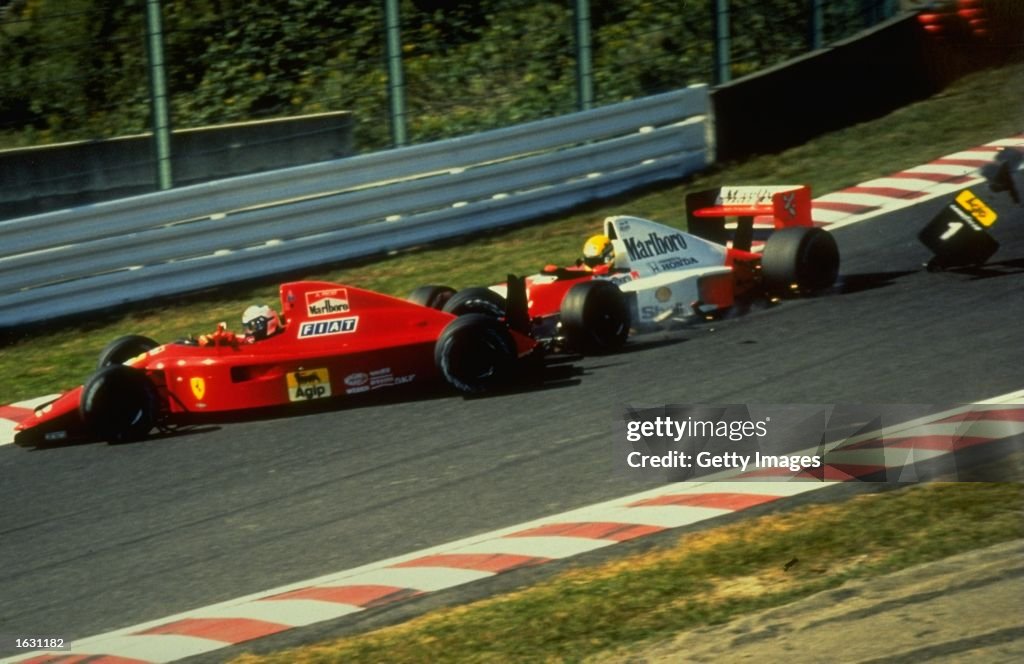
[809,0,824,50]
[712,0,731,85]
[144,0,172,190]
[574,0,594,111]
[384,0,407,147]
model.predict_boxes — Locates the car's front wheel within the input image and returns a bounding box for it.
[96,334,159,368]
[79,365,159,443]
[408,285,456,309]
[434,314,517,394]
[442,286,507,318]
[560,280,630,354]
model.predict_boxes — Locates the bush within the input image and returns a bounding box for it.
[0,0,919,152]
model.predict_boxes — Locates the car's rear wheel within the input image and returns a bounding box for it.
[762,227,839,294]
[79,365,159,443]
[442,286,507,318]
[408,285,456,309]
[97,334,159,368]
[560,280,630,353]
[435,314,517,394]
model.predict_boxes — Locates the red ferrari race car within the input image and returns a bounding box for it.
[410,185,839,354]
[14,280,540,447]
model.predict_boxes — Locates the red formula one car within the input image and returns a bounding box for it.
[410,185,839,354]
[14,281,539,447]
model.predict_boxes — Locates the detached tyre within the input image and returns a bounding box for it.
[408,285,456,309]
[435,314,517,394]
[97,334,159,368]
[79,365,159,443]
[762,227,839,294]
[442,286,507,318]
[560,280,630,354]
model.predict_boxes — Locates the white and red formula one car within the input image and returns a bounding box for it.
[414,185,840,353]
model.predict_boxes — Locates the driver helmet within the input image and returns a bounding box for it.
[581,234,614,268]
[242,304,280,340]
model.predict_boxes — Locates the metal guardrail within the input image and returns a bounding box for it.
[0,86,709,328]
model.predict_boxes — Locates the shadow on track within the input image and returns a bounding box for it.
[945,256,1024,280]
[21,355,586,451]
[834,270,918,295]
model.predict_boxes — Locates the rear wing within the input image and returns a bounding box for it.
[685,185,812,250]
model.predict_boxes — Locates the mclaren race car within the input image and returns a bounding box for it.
[14,280,539,447]
[410,185,839,354]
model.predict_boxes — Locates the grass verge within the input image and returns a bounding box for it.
[2,62,1023,403]
[229,482,1024,664]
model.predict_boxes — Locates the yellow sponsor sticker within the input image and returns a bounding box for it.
[955,189,997,227]
[286,368,331,402]
[190,377,206,400]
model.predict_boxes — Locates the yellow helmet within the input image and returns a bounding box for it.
[581,234,614,268]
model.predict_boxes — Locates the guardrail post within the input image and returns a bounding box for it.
[574,0,594,111]
[144,0,173,190]
[809,0,824,50]
[712,0,731,85]
[384,0,407,147]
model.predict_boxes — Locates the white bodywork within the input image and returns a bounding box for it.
[489,216,738,325]
[601,215,733,324]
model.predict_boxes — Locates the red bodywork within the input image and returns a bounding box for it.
[523,268,593,316]
[15,280,536,446]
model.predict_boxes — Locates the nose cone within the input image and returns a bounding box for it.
[13,387,86,447]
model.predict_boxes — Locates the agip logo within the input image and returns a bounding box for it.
[287,368,332,402]
[305,288,350,317]
[955,189,997,227]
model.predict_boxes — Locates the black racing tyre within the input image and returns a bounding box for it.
[97,334,159,368]
[441,286,507,319]
[79,365,159,443]
[761,226,839,294]
[408,285,457,310]
[560,280,630,354]
[434,314,518,394]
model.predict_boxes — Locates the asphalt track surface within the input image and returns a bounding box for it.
[2,194,1023,659]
